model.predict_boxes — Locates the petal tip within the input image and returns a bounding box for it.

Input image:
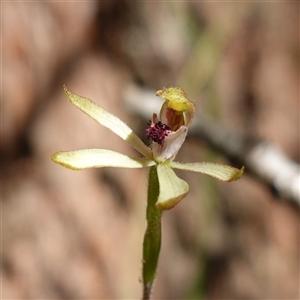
[63,84,68,94]
[63,85,73,102]
[229,166,245,181]
[51,152,59,163]
[155,190,189,210]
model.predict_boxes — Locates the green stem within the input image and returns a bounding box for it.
[142,165,163,300]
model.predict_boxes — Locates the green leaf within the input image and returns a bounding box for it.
[156,164,189,210]
[63,86,152,158]
[51,149,155,170]
[170,161,244,182]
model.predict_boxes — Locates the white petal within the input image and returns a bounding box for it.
[51,149,155,170]
[170,161,244,182]
[156,164,189,210]
[64,86,152,158]
[152,126,188,163]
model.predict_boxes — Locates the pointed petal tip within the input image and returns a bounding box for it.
[63,84,70,96]
[228,165,244,182]
[51,152,60,164]
[51,152,81,170]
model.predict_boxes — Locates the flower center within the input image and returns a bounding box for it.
[146,120,171,146]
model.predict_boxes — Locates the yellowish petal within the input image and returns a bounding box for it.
[63,86,152,158]
[156,164,189,210]
[156,87,191,111]
[157,86,195,129]
[51,149,155,170]
[170,161,244,182]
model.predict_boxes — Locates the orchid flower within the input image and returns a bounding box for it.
[52,86,243,209]
[51,85,243,299]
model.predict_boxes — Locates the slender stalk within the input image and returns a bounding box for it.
[142,165,163,300]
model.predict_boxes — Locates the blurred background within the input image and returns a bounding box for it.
[2,1,299,299]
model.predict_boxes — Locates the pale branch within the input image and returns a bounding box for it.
[123,84,300,206]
